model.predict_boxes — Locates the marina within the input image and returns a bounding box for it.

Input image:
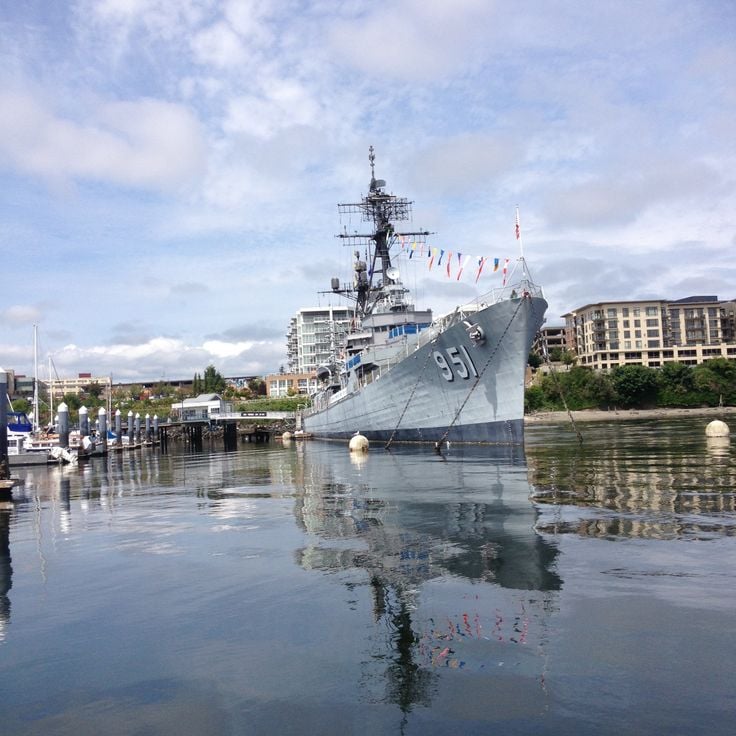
[0,416,734,735]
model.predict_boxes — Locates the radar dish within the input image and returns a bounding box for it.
[386,266,400,281]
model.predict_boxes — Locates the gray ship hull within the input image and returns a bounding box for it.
[303,295,547,444]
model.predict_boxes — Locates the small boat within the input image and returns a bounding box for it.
[7,435,55,467]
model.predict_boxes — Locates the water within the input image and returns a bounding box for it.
[1,418,734,735]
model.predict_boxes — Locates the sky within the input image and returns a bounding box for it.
[1,0,734,383]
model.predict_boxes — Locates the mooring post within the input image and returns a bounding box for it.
[58,402,69,448]
[115,409,122,448]
[127,411,134,444]
[98,408,107,453]
[79,405,89,437]
[145,413,151,443]
[0,368,9,482]
[134,413,141,444]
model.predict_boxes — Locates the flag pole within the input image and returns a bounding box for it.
[515,205,524,259]
[515,205,528,279]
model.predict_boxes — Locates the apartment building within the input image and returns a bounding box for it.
[265,372,320,398]
[48,373,113,401]
[533,325,567,358]
[286,306,353,373]
[563,295,736,370]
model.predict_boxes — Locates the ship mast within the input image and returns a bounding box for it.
[335,147,430,317]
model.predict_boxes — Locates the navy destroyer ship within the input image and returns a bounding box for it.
[301,148,547,445]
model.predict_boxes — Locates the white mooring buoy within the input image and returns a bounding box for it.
[705,420,730,437]
[349,432,369,453]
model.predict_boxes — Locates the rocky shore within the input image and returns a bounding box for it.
[525,405,736,424]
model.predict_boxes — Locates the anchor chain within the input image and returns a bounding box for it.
[537,322,584,445]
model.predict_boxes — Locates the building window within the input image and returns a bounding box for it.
[646,306,658,316]
[624,331,631,338]
[646,318,658,327]
[622,307,629,317]
[634,320,641,328]
[607,308,617,317]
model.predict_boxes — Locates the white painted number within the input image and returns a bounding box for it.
[433,345,479,382]
[433,351,454,381]
[446,347,469,378]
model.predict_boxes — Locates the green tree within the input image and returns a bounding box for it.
[202,365,226,393]
[528,352,542,370]
[61,392,83,412]
[83,381,104,400]
[562,350,577,366]
[693,358,736,405]
[610,365,659,408]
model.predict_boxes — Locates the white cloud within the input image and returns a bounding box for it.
[0,305,43,326]
[0,92,207,190]
[191,21,250,68]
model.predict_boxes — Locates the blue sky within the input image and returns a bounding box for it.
[1,0,734,382]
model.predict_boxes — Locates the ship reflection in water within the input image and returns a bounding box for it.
[290,443,561,719]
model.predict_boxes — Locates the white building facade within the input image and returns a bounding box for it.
[286,306,353,374]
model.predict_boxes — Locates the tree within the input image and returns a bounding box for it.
[83,381,104,400]
[61,392,83,412]
[693,358,736,405]
[562,350,577,367]
[202,365,226,393]
[548,347,563,362]
[610,365,659,408]
[528,352,542,370]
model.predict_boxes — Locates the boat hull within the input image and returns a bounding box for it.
[303,295,547,444]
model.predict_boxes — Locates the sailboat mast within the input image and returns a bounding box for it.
[32,324,39,432]
[48,354,54,428]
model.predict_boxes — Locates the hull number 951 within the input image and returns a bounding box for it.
[433,346,479,381]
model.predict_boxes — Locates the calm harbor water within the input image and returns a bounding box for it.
[1,418,734,735]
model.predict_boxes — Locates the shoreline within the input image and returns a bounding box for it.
[524,405,736,425]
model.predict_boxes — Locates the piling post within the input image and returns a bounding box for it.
[153,415,159,444]
[79,405,89,437]
[115,409,122,444]
[0,368,8,481]
[58,402,70,448]
[134,413,141,444]
[224,422,237,451]
[98,408,107,452]
[145,414,151,443]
